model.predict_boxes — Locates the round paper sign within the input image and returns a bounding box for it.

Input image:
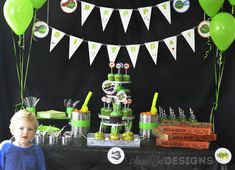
[60,0,77,13]
[173,0,190,13]
[198,20,210,38]
[102,80,116,95]
[33,21,49,38]
[215,148,232,164]
[107,147,125,164]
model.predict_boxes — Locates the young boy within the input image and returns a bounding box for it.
[0,109,46,170]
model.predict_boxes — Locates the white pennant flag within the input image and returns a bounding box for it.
[69,36,83,59]
[107,45,121,62]
[81,2,95,26]
[88,41,102,65]
[181,28,195,52]
[157,1,171,24]
[50,28,65,52]
[164,36,177,60]
[100,7,114,31]
[126,45,140,68]
[138,6,152,30]
[119,9,133,33]
[145,41,159,65]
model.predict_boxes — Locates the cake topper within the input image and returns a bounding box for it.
[127,98,132,108]
[123,99,128,109]
[101,96,107,107]
[106,97,112,109]
[115,62,123,81]
[124,63,130,74]
[116,62,123,72]
[109,62,115,74]
[123,63,131,81]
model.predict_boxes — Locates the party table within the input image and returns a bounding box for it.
[40,138,229,170]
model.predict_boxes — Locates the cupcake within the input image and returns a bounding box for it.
[122,108,133,117]
[110,110,123,123]
[104,107,112,116]
[122,131,134,140]
[95,131,105,140]
[114,73,123,81]
[100,107,106,115]
[123,74,131,82]
[110,103,123,123]
[110,133,120,140]
[107,73,115,81]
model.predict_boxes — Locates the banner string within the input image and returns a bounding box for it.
[35,18,198,47]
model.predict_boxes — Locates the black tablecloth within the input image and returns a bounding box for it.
[40,137,234,170]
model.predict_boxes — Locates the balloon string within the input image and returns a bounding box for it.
[232,6,234,15]
[47,0,50,25]
[12,33,20,91]
[204,38,212,59]
[210,51,225,132]
[18,35,24,102]
[24,10,38,91]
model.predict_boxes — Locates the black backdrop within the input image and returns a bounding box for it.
[1,0,235,163]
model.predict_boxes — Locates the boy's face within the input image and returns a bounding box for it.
[13,119,36,147]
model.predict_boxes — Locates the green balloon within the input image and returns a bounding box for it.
[210,12,235,51]
[198,0,224,17]
[229,0,235,5]
[31,0,47,9]
[3,0,34,35]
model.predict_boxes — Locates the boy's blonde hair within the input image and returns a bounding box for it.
[9,109,39,134]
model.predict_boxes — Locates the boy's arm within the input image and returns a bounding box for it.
[0,141,10,170]
[35,146,46,170]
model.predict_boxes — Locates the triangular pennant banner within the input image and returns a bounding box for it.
[181,28,195,52]
[50,28,65,52]
[88,41,102,65]
[157,1,171,24]
[126,45,140,68]
[69,36,83,59]
[119,9,133,33]
[164,36,177,60]
[107,45,121,62]
[100,7,114,31]
[145,41,159,65]
[138,6,152,30]
[81,2,95,26]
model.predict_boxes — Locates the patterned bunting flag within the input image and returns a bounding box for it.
[119,9,133,33]
[145,41,159,65]
[107,45,121,62]
[181,28,195,52]
[49,28,65,52]
[88,41,102,65]
[69,36,83,59]
[100,7,114,31]
[164,36,177,60]
[138,6,152,30]
[157,1,171,24]
[81,2,95,26]
[126,45,140,68]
